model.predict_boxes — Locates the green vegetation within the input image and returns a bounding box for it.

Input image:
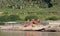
[0,0,60,22]
[0,0,60,9]
[25,15,39,21]
[46,16,60,20]
[0,7,60,22]
[0,15,20,22]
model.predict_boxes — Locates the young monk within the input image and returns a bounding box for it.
[24,19,30,27]
[31,19,36,24]
[37,19,42,24]
[31,19,36,27]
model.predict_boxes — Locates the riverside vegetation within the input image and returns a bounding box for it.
[0,0,60,22]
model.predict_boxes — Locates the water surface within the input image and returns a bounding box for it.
[0,31,60,36]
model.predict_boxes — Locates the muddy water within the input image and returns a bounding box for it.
[0,30,60,36]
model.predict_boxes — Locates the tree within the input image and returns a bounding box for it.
[43,0,53,8]
[43,0,51,3]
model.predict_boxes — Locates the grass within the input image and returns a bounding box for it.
[0,6,60,21]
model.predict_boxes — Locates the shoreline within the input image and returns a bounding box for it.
[0,25,60,32]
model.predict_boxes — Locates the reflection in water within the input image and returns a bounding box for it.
[32,32,35,36]
[25,32,29,36]
[39,32,42,36]
[25,31,42,36]
[0,31,60,36]
[26,32,34,36]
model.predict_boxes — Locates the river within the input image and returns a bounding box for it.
[0,30,60,36]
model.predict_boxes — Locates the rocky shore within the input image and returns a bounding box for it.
[0,24,60,32]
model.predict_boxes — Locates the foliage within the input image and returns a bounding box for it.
[25,15,39,21]
[0,0,59,9]
[0,15,8,22]
[0,0,60,21]
[8,15,20,21]
[0,15,20,22]
[0,6,60,21]
[46,16,59,20]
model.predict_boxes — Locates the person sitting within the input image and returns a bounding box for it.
[31,19,36,24]
[24,19,30,27]
[31,19,36,27]
[37,19,42,24]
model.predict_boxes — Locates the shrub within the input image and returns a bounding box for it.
[8,15,20,21]
[25,15,39,21]
[0,15,8,22]
[0,15,20,22]
[46,16,59,20]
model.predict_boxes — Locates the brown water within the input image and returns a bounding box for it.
[0,31,60,36]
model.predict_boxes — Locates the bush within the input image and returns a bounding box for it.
[25,15,39,21]
[46,16,59,20]
[0,15,20,22]
[8,15,20,21]
[0,15,8,22]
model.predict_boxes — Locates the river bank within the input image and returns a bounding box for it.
[0,24,60,32]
